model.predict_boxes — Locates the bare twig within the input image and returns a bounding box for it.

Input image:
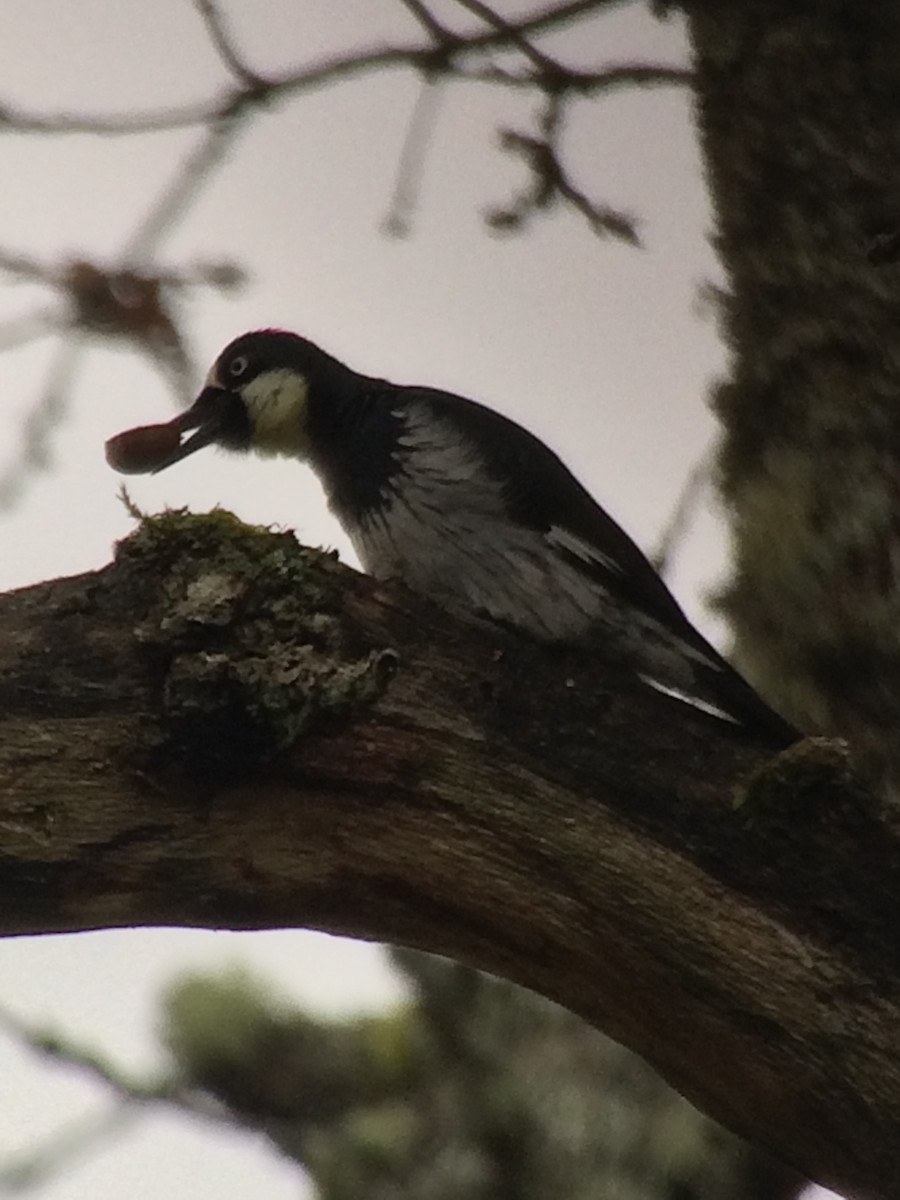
[0,1106,137,1193]
[0,1003,229,1116]
[0,249,58,283]
[192,0,267,88]
[0,245,246,508]
[120,116,246,264]
[399,0,458,45]
[0,1002,234,1192]
[454,0,564,76]
[460,0,627,48]
[650,453,713,577]
[383,76,446,236]
[554,166,640,242]
[487,93,639,243]
[456,61,692,92]
[0,337,81,510]
[0,2,627,139]
[0,309,60,352]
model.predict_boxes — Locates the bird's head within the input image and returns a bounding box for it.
[155,329,335,471]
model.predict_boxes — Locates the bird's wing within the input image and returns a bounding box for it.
[410,386,702,645]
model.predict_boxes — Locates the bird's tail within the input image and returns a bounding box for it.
[683,644,799,748]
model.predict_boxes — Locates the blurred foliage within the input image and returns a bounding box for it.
[160,950,803,1200]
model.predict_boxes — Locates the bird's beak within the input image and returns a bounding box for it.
[151,386,235,473]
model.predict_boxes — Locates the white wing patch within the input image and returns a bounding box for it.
[546,524,624,577]
[639,675,739,724]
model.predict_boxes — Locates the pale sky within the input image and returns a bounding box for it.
[0,4,832,1199]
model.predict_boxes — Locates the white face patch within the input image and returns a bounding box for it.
[243,369,311,459]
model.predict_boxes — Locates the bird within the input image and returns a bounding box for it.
[148,328,798,747]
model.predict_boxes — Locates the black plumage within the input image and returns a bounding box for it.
[157,329,798,748]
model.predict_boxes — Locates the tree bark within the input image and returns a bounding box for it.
[0,511,896,1200]
[686,0,900,774]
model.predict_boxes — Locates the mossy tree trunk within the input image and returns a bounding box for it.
[686,1,900,775]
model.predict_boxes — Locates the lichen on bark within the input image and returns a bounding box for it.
[115,509,396,775]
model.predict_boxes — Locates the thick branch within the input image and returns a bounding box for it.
[0,512,897,1200]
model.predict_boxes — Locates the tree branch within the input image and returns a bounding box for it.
[0,2,634,137]
[0,512,895,1200]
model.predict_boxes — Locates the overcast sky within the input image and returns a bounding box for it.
[0,4,832,1199]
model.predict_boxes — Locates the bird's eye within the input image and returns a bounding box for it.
[228,355,250,378]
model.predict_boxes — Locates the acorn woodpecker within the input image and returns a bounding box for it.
[144,328,797,746]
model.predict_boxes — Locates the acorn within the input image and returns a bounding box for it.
[105,422,182,475]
